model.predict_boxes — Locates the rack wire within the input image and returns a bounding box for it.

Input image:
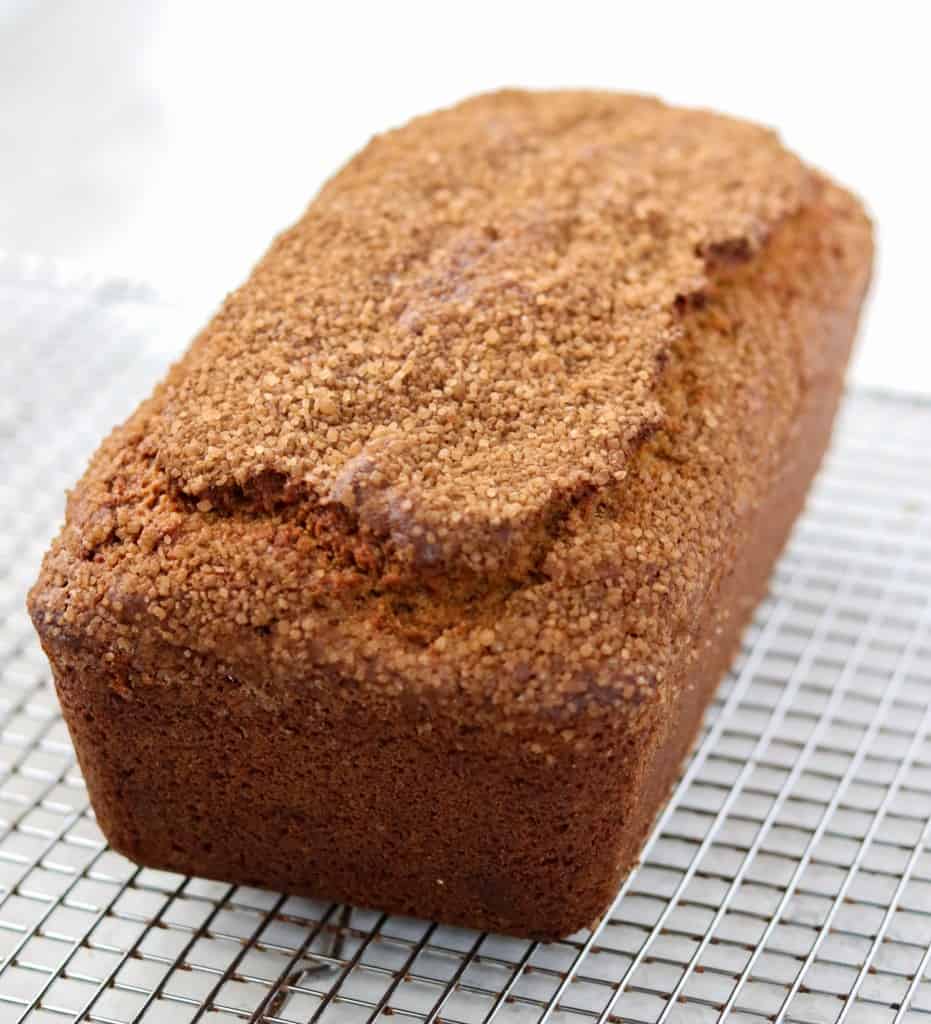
[1,259,930,1024]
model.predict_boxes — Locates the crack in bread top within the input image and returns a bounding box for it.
[148,90,813,572]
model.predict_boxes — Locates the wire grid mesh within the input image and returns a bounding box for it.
[1,258,930,1024]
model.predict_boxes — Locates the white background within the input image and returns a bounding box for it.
[1,0,929,393]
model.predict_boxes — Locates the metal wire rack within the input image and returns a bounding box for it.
[1,258,930,1024]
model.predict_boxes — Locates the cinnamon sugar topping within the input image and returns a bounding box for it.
[148,91,812,571]
[29,90,873,713]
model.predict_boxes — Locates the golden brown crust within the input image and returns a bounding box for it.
[28,90,873,936]
[93,92,814,575]
[29,164,871,709]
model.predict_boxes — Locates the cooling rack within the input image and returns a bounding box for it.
[1,258,930,1024]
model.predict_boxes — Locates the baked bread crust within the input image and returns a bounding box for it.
[29,91,873,938]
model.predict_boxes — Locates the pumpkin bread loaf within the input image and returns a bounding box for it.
[29,91,873,938]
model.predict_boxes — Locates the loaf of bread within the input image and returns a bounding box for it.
[29,91,872,939]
